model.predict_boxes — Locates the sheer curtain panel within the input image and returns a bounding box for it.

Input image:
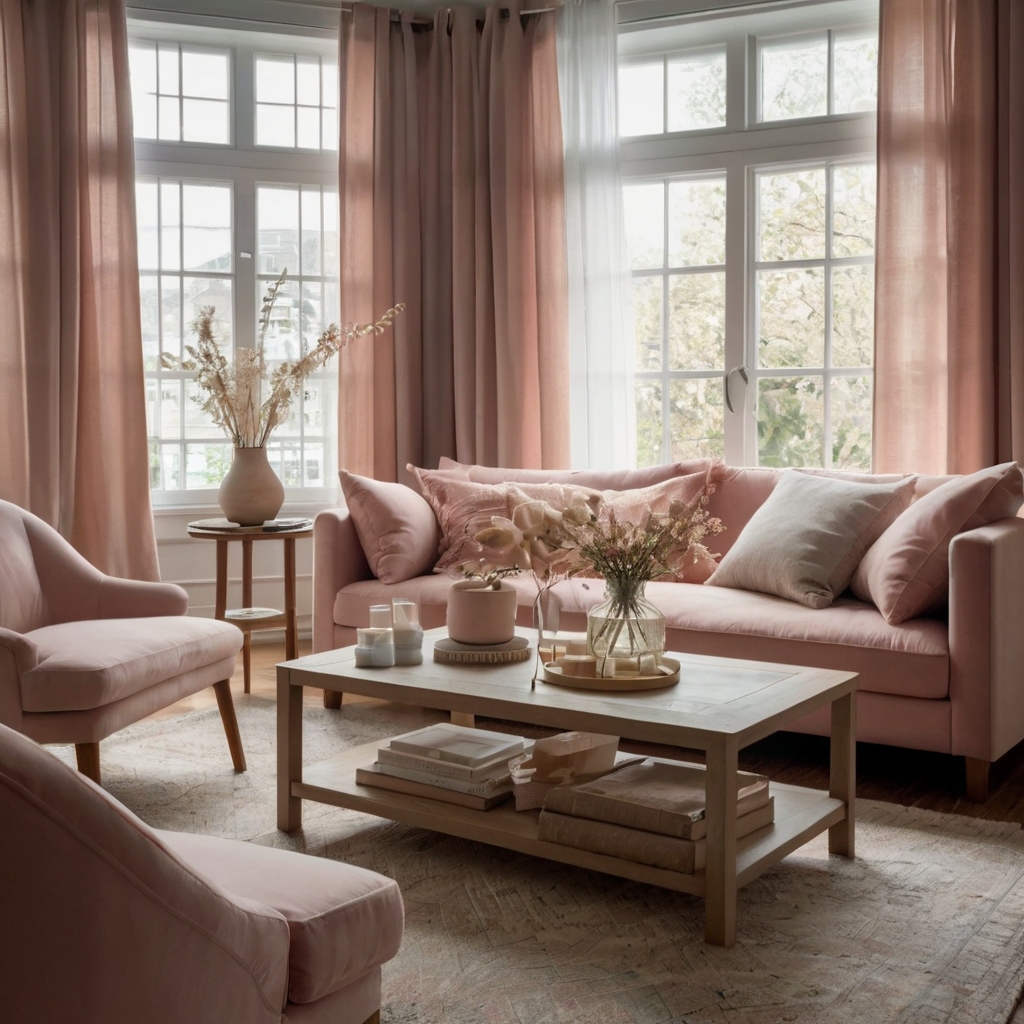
[338,1,570,480]
[0,0,158,580]
[873,0,1024,475]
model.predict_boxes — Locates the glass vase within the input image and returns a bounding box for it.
[586,579,665,672]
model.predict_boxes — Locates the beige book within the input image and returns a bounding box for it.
[542,759,769,839]
[356,763,513,811]
[537,798,775,874]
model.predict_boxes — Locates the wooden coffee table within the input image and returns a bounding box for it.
[277,629,856,947]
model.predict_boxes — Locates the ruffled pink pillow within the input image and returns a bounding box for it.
[338,471,439,584]
[851,462,1024,623]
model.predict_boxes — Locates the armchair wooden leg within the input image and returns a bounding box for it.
[213,680,247,772]
[965,757,990,802]
[323,689,343,710]
[75,743,101,785]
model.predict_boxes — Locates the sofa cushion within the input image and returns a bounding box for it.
[707,472,915,609]
[158,831,404,1005]
[339,470,439,584]
[851,462,1024,624]
[20,617,243,712]
[437,456,716,490]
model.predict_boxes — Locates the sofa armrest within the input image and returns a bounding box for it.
[97,577,189,619]
[312,507,372,654]
[948,517,1024,761]
[0,628,36,729]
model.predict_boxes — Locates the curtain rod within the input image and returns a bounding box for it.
[339,4,559,23]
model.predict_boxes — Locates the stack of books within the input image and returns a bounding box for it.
[537,759,774,874]
[356,723,528,810]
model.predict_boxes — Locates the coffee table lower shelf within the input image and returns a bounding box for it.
[296,740,847,896]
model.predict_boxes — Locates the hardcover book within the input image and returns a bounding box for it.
[375,762,512,797]
[388,723,525,767]
[377,743,529,782]
[355,763,513,811]
[536,798,775,874]
[542,759,770,839]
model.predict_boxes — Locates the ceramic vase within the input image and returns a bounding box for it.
[586,579,665,670]
[218,446,285,526]
[446,579,518,645]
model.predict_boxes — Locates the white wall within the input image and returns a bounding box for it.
[154,505,325,640]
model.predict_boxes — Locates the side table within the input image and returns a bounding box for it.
[187,519,313,693]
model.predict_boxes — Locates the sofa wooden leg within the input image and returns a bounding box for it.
[323,689,343,710]
[965,757,990,802]
[75,743,101,785]
[214,680,247,772]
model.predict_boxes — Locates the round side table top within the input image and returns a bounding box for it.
[187,517,313,539]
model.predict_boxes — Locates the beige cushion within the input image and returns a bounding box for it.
[707,471,915,609]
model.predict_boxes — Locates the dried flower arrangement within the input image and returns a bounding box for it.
[161,271,404,448]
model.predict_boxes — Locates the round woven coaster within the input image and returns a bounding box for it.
[432,636,532,665]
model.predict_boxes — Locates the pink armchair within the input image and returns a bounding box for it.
[0,722,404,1024]
[0,499,246,784]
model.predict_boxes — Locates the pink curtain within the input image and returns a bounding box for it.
[874,0,1024,475]
[338,1,570,480]
[0,0,158,580]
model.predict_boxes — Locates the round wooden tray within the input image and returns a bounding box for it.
[541,656,680,692]
[433,635,532,665]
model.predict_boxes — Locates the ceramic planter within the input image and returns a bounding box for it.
[446,579,518,645]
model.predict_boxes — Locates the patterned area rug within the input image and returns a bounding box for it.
[50,698,1024,1024]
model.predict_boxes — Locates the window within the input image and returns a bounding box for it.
[618,0,878,470]
[129,16,338,505]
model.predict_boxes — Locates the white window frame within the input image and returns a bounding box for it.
[618,0,878,469]
[129,12,339,510]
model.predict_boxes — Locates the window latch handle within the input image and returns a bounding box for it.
[724,365,748,414]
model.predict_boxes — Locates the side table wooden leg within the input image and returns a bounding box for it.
[284,537,298,661]
[242,538,253,694]
[277,665,303,831]
[215,539,228,619]
[705,736,738,947]
[829,689,856,857]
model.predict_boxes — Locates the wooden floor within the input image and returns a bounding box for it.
[156,641,1024,826]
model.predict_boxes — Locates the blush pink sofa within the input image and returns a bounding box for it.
[0,721,404,1024]
[312,460,1024,801]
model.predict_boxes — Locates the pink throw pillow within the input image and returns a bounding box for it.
[409,467,600,573]
[851,462,1024,623]
[338,471,440,584]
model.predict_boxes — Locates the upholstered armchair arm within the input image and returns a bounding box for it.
[948,517,1024,762]
[312,507,372,653]
[0,628,36,729]
[97,576,189,619]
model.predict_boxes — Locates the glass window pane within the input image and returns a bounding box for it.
[632,276,662,371]
[256,104,295,148]
[160,275,181,357]
[757,376,824,467]
[145,379,158,437]
[670,377,724,460]
[304,442,324,486]
[184,278,233,349]
[760,36,827,121]
[296,58,320,106]
[831,375,873,471]
[757,268,825,368]
[758,167,826,262]
[260,277,300,361]
[160,379,183,439]
[160,180,180,271]
[129,43,157,94]
[669,272,725,371]
[832,265,874,367]
[158,43,179,95]
[623,182,664,270]
[321,108,338,150]
[132,93,157,139]
[184,380,218,439]
[323,280,339,324]
[158,95,180,141]
[322,61,338,107]
[258,186,300,276]
[301,188,322,276]
[834,33,878,114]
[182,98,229,144]
[635,379,663,467]
[186,444,231,489]
[667,51,726,132]
[296,106,320,149]
[256,56,295,104]
[302,281,323,339]
[323,190,339,276]
[668,178,725,266]
[832,163,876,257]
[182,184,231,272]
[160,443,182,490]
[135,181,159,270]
[139,274,160,369]
[181,50,229,100]
[618,62,663,137]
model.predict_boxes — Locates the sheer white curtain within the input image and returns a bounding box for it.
[557,0,636,470]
